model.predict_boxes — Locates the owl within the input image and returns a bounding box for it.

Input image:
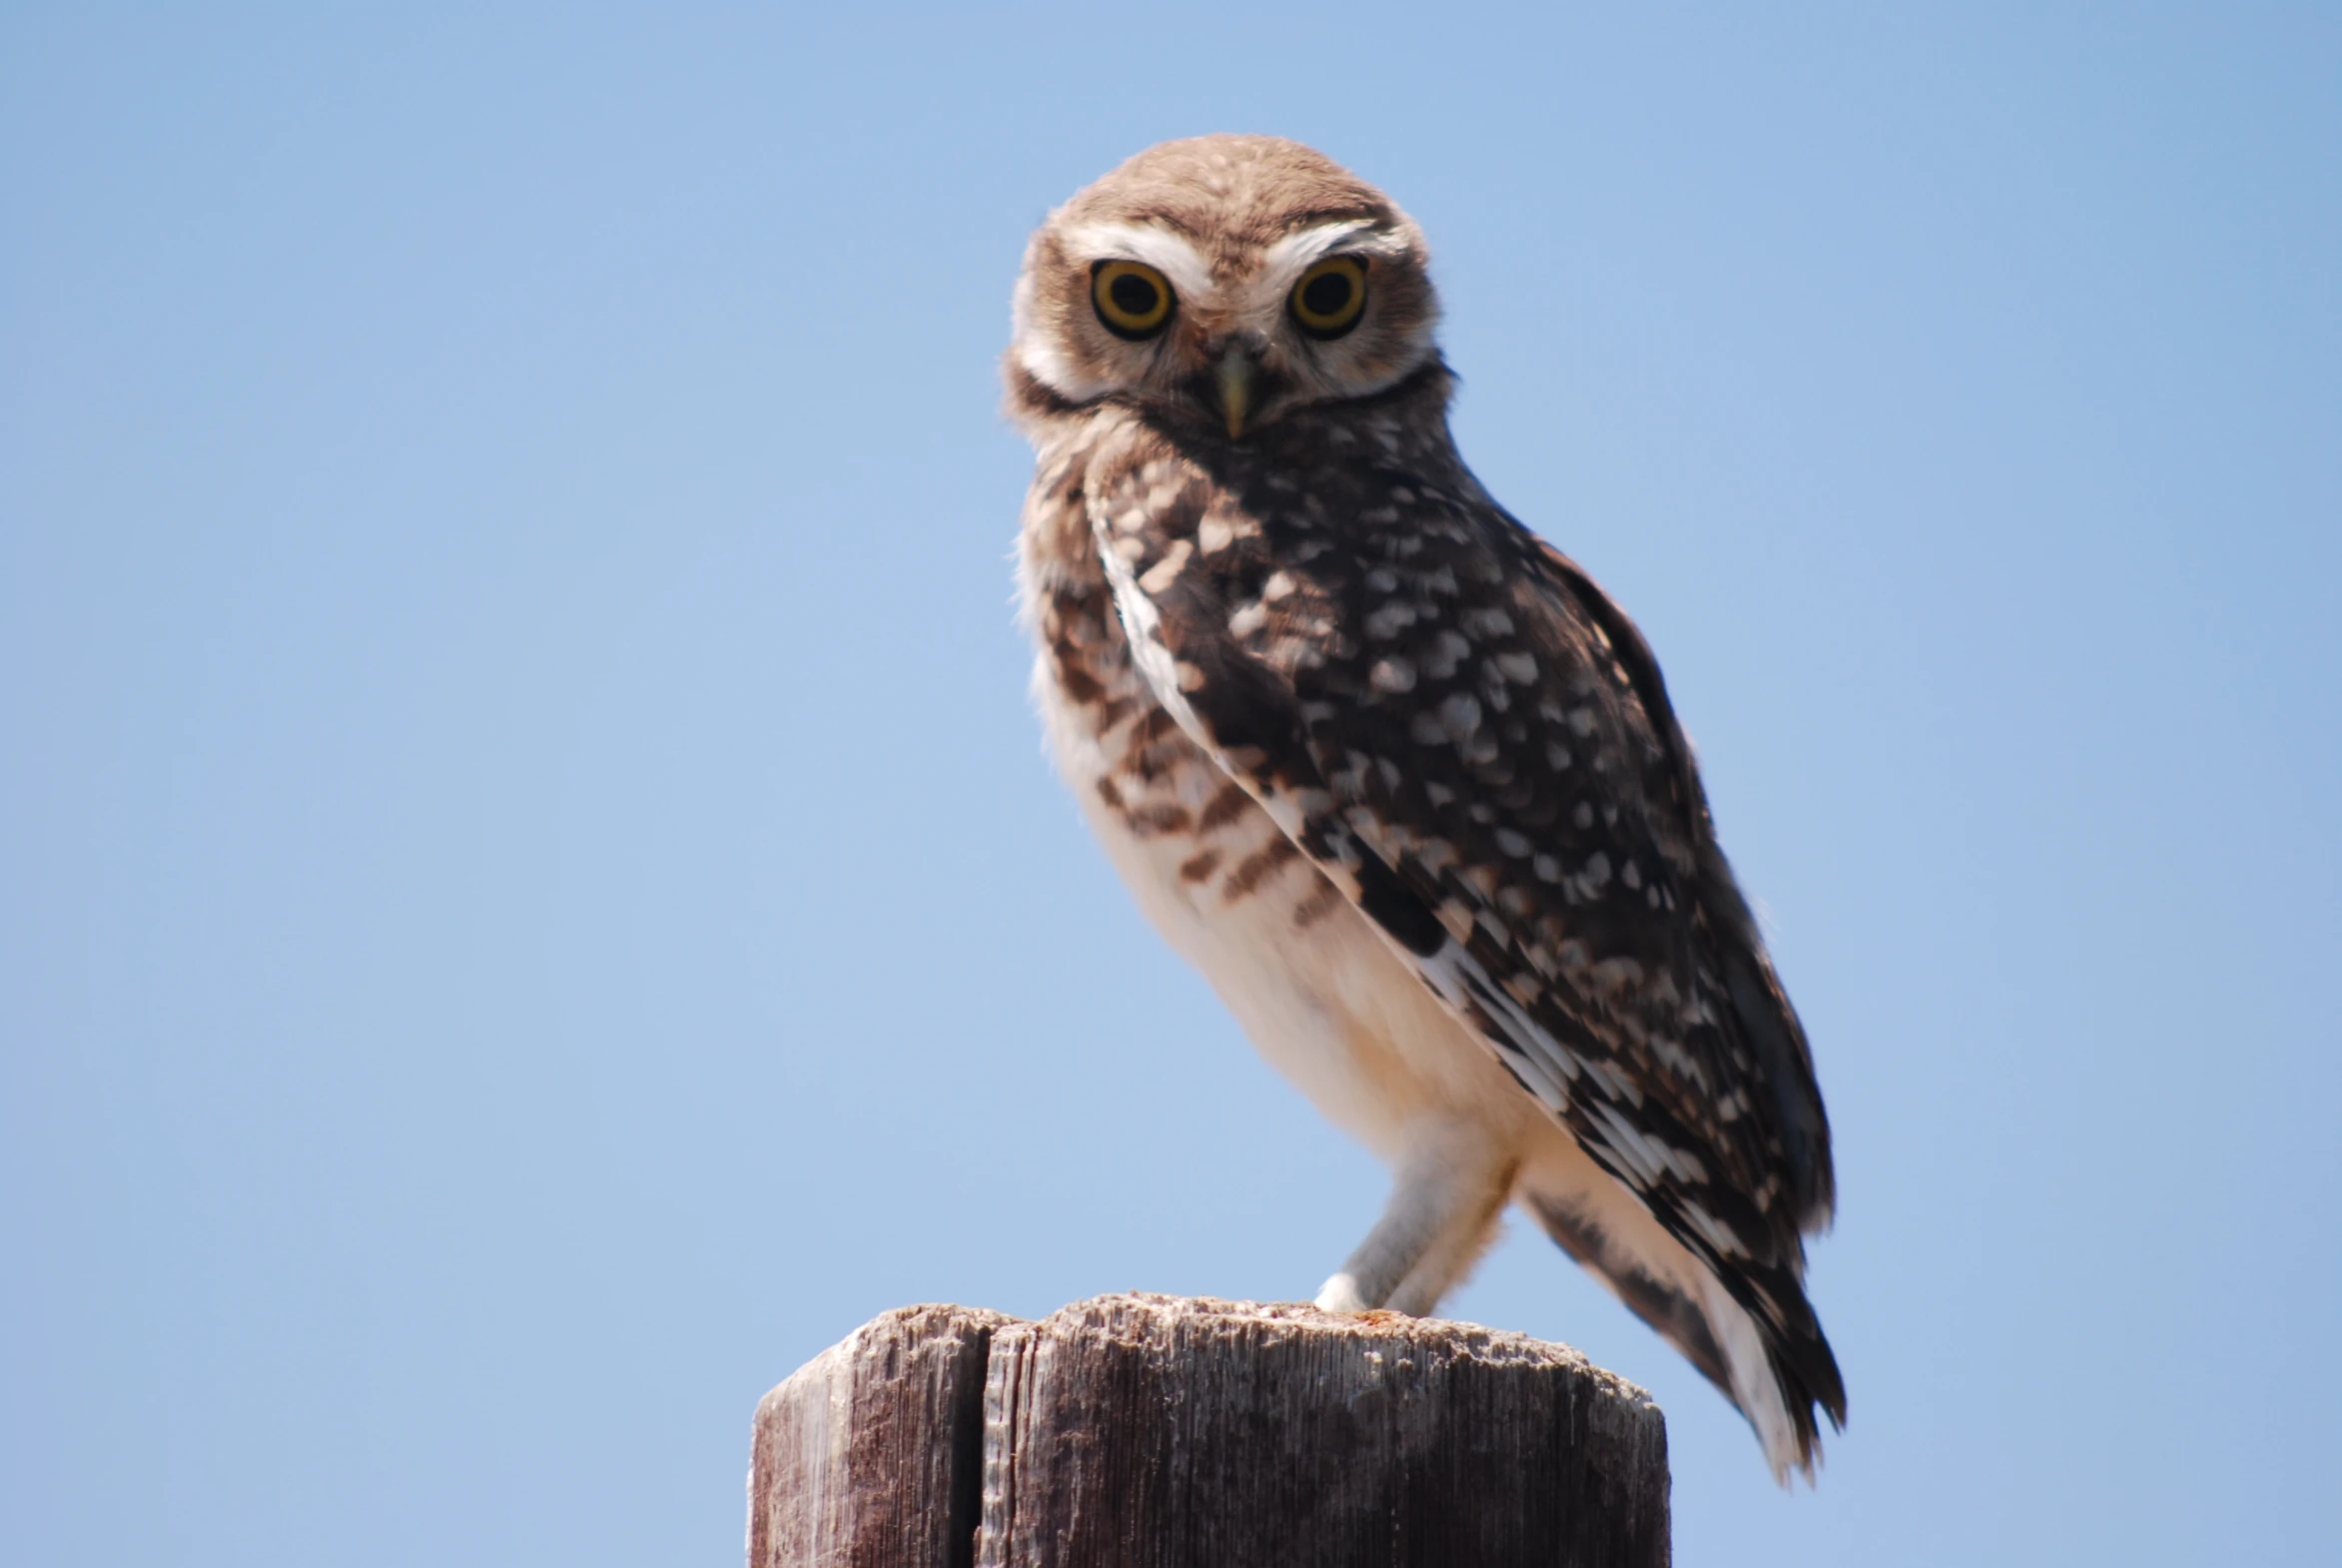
[1008,135,1845,1480]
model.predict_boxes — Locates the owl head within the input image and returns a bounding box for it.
[1009,136,1442,441]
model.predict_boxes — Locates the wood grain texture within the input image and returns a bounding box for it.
[975,1294,1669,1568]
[750,1303,1016,1568]
[752,1294,1669,1568]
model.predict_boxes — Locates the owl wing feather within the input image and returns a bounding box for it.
[1085,404,1846,1455]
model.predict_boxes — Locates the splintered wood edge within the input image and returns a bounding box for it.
[1036,1291,1660,1410]
[754,1303,1023,1422]
[755,1293,1660,1427]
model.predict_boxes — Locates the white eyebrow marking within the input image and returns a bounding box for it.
[1258,219,1410,291]
[1012,266,1110,400]
[1060,222,1214,303]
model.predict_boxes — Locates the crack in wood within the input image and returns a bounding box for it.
[750,1293,1669,1568]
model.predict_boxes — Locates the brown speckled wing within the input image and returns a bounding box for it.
[1083,383,1845,1448]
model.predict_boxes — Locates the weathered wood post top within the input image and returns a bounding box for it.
[750,1292,1670,1567]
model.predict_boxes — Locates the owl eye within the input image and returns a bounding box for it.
[1289,256,1368,339]
[1092,260,1175,340]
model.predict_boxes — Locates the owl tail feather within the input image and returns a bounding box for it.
[1522,1184,1845,1484]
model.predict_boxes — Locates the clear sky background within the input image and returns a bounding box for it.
[4,5,2336,1564]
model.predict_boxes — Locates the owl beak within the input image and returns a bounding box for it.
[1214,345,1255,439]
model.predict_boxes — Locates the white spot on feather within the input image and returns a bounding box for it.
[1439,692,1482,739]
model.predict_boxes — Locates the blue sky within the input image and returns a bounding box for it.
[4,5,2336,1564]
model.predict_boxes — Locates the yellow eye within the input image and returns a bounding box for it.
[1289,256,1367,338]
[1092,260,1175,339]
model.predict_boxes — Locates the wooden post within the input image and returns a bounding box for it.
[749,1302,1015,1568]
[750,1293,1670,1568]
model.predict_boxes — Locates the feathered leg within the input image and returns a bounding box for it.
[1315,1121,1516,1315]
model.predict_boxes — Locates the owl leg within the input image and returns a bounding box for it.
[1314,1121,1517,1315]
[1381,1177,1512,1316]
